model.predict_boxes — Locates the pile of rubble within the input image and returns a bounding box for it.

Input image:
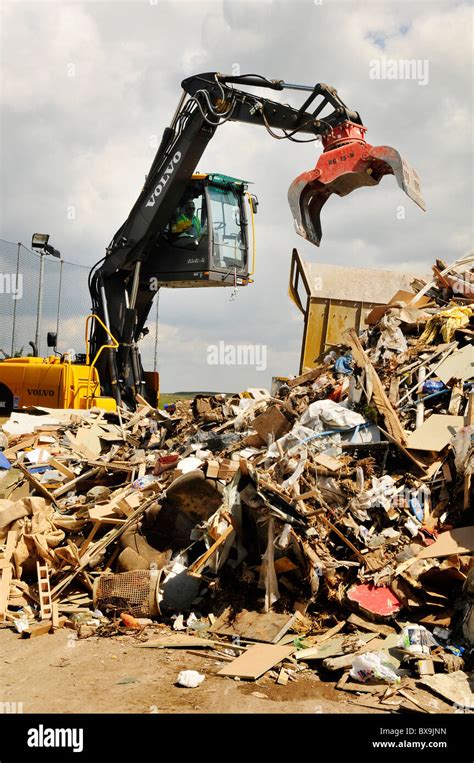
[0,255,473,712]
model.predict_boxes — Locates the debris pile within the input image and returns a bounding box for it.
[0,255,473,713]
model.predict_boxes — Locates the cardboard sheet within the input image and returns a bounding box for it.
[217,644,294,679]
[405,414,463,451]
[417,526,474,559]
[435,343,474,384]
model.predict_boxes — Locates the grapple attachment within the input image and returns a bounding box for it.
[288,122,425,247]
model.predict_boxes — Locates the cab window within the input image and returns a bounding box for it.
[209,186,246,269]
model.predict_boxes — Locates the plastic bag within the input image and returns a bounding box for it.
[398,624,438,655]
[177,670,205,688]
[349,651,400,684]
[132,475,160,491]
[299,399,366,431]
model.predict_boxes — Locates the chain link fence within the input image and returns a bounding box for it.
[0,238,159,369]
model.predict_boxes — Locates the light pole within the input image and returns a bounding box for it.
[31,234,61,356]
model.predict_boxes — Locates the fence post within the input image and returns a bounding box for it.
[153,291,160,373]
[10,242,21,357]
[56,259,64,343]
[34,252,45,356]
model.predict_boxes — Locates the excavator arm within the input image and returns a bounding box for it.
[89,71,425,408]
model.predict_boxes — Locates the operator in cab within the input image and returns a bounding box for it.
[171,199,201,238]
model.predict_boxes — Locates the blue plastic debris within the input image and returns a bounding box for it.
[334,353,354,375]
[28,465,52,475]
[0,452,11,470]
[409,495,424,522]
[422,380,446,394]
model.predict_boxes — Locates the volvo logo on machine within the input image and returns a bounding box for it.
[145,151,182,207]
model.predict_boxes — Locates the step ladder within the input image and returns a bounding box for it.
[36,562,52,620]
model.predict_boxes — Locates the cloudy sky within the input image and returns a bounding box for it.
[0,0,472,391]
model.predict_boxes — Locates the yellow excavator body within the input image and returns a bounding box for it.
[0,355,116,414]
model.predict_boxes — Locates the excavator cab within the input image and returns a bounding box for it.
[151,173,256,288]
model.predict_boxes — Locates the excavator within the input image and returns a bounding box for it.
[0,71,425,413]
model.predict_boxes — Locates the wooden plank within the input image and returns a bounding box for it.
[217,644,294,680]
[22,620,53,638]
[186,649,234,662]
[3,436,36,460]
[79,520,102,557]
[465,391,474,426]
[88,504,120,521]
[347,613,396,636]
[295,632,378,661]
[117,492,141,516]
[336,671,350,690]
[310,619,346,644]
[345,328,407,444]
[3,530,17,562]
[51,602,59,629]
[464,472,471,511]
[0,565,12,620]
[287,367,324,389]
[53,467,101,498]
[296,488,319,501]
[48,458,75,480]
[313,453,343,472]
[85,461,134,472]
[348,699,394,712]
[137,635,215,649]
[187,526,234,577]
[16,462,57,505]
[124,405,151,430]
[138,636,247,651]
[316,512,366,563]
[206,460,220,479]
[209,608,298,644]
[322,638,385,670]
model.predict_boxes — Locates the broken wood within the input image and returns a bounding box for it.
[345,328,407,444]
[53,467,101,498]
[16,462,58,505]
[0,564,12,621]
[187,525,234,577]
[22,620,53,638]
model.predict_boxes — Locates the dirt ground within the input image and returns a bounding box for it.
[0,625,375,715]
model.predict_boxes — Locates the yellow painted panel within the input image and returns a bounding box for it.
[326,302,359,347]
[301,301,326,371]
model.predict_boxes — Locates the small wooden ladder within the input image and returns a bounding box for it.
[36,562,52,620]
